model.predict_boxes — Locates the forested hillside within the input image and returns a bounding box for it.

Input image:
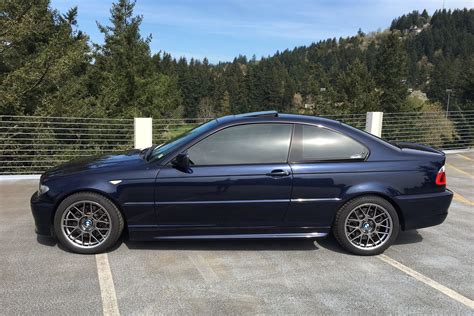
[1,0,473,119]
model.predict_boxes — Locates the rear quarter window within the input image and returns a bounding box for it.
[291,124,368,162]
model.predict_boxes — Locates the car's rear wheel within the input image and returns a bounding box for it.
[54,192,124,254]
[333,196,399,255]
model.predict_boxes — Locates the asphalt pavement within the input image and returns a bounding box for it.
[0,152,473,315]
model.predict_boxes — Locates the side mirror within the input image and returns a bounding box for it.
[172,152,190,171]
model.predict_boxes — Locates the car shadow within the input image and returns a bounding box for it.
[36,235,57,247]
[315,230,424,255]
[36,235,88,254]
[394,229,423,245]
[123,238,320,252]
[314,235,348,254]
[36,229,423,254]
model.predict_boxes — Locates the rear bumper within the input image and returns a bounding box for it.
[394,189,453,230]
[30,192,55,237]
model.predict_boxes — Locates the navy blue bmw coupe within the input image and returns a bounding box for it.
[31,111,452,255]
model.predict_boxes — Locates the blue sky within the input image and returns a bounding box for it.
[51,0,473,63]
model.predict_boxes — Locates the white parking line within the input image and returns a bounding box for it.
[446,163,474,179]
[377,254,474,309]
[453,191,474,206]
[96,253,120,316]
[457,154,473,162]
[188,253,220,283]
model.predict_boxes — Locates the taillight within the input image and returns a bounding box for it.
[435,166,446,186]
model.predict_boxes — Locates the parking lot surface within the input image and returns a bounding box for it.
[0,152,473,315]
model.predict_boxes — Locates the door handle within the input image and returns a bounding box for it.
[266,169,290,177]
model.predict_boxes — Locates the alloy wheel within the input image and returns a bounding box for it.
[60,200,112,249]
[344,203,393,250]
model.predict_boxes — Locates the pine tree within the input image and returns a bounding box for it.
[421,9,430,21]
[1,3,473,119]
[91,0,181,118]
[458,56,474,110]
[0,0,90,116]
[246,63,263,112]
[337,59,380,113]
[223,60,247,113]
[374,31,409,112]
[220,91,231,115]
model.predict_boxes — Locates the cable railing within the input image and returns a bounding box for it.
[1,111,473,175]
[152,118,211,144]
[0,116,134,174]
[382,110,474,151]
[321,113,367,130]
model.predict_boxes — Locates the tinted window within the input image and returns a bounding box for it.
[149,119,218,162]
[293,125,368,161]
[187,124,293,165]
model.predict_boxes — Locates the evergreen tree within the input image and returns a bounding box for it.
[220,91,231,115]
[223,60,247,113]
[91,0,181,118]
[0,0,90,116]
[421,9,430,20]
[337,59,380,113]
[1,3,473,119]
[374,31,409,112]
[246,63,263,112]
[458,56,474,110]
[428,56,461,110]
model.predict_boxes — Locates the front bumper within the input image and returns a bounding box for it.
[30,192,55,237]
[394,189,453,230]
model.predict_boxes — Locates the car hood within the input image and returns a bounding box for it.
[42,149,146,180]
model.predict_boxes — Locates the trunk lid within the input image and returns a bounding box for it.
[390,141,445,155]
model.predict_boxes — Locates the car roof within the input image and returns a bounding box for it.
[158,111,401,165]
[216,111,341,127]
[212,111,397,154]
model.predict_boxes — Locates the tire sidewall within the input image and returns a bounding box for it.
[334,196,400,256]
[54,192,123,254]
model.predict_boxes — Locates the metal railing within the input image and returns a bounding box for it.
[382,110,474,151]
[152,114,369,144]
[1,111,473,175]
[0,116,134,174]
[153,118,211,145]
[321,113,368,130]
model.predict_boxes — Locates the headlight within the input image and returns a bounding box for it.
[38,184,49,195]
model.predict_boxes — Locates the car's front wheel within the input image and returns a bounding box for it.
[54,192,124,254]
[333,195,399,255]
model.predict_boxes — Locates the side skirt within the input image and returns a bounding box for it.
[128,226,330,241]
[154,232,328,240]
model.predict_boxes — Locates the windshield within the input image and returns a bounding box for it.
[148,119,217,162]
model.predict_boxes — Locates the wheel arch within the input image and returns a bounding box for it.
[339,192,406,230]
[51,189,128,232]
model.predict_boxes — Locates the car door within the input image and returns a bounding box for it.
[286,124,369,227]
[155,123,294,228]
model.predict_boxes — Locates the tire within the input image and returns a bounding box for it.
[333,195,399,256]
[54,192,124,254]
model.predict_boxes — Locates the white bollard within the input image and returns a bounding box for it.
[134,118,153,149]
[365,112,384,137]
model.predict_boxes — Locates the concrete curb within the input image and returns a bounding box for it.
[0,175,40,181]
[442,149,474,154]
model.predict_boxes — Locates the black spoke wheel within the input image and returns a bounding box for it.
[333,196,399,255]
[54,192,124,254]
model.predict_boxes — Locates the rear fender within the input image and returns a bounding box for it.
[341,183,405,228]
[343,182,399,199]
